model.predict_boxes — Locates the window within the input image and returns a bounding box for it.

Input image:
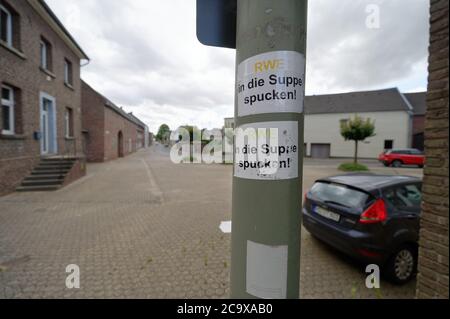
[65,107,73,138]
[384,140,393,150]
[410,149,423,155]
[391,149,409,155]
[40,37,52,71]
[310,182,370,209]
[384,184,422,212]
[1,85,14,134]
[0,3,12,46]
[64,59,73,86]
[40,40,47,69]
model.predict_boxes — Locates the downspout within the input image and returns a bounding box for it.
[81,59,90,68]
[79,59,90,158]
[398,88,414,148]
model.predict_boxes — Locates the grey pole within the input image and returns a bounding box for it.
[230,0,308,299]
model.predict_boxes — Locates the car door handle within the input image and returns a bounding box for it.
[406,215,417,219]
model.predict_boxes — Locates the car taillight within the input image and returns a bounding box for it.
[356,248,382,258]
[359,199,387,224]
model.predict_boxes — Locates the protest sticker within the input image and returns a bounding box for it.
[237,51,305,117]
[234,121,298,180]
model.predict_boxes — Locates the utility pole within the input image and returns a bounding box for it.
[196,0,308,299]
[230,0,308,299]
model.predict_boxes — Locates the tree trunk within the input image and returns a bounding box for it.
[354,140,358,164]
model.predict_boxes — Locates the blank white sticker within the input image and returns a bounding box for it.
[219,221,232,233]
[246,240,288,299]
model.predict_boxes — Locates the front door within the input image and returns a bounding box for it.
[118,131,124,157]
[41,99,50,154]
[40,93,56,155]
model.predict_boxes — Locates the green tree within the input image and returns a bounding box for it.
[180,125,201,143]
[340,115,376,164]
[156,124,170,142]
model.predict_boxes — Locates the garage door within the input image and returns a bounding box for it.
[310,143,331,158]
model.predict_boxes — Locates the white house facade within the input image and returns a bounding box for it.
[224,88,425,159]
[304,110,411,158]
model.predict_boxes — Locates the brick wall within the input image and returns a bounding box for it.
[81,81,105,162]
[81,81,142,162]
[416,0,449,299]
[104,106,139,161]
[1,0,84,196]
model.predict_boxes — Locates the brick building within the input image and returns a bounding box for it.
[0,0,89,196]
[128,112,148,150]
[405,92,427,150]
[81,80,148,162]
[416,0,449,299]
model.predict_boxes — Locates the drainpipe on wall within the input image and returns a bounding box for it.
[398,89,414,148]
[80,59,90,68]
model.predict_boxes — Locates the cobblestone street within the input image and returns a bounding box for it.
[0,146,420,298]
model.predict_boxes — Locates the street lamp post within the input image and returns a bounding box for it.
[196,0,308,299]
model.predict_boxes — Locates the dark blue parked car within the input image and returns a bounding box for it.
[303,173,422,284]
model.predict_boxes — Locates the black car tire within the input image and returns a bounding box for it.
[385,245,417,284]
[419,165,424,168]
[392,160,402,168]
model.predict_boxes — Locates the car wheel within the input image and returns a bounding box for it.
[385,245,417,284]
[419,165,424,168]
[392,160,402,168]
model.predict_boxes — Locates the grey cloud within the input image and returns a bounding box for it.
[306,0,429,92]
[48,0,429,130]
[83,65,233,110]
[79,1,169,73]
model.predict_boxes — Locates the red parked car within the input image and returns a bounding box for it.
[378,149,425,168]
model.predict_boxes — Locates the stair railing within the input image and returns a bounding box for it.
[57,137,77,177]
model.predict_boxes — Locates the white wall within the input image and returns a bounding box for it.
[224,118,235,129]
[304,111,411,158]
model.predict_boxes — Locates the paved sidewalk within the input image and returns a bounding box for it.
[0,146,419,298]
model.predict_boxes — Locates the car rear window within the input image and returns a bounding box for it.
[410,149,423,155]
[391,150,409,154]
[309,182,370,209]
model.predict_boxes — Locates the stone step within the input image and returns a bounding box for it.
[21,179,63,187]
[39,161,75,166]
[42,157,77,161]
[16,185,60,192]
[31,170,68,175]
[34,165,72,171]
[24,174,65,181]
[17,158,77,192]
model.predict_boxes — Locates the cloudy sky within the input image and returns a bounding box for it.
[46,0,430,133]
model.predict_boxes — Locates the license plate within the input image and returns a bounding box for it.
[314,205,340,222]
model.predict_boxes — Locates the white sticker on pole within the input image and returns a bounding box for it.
[234,121,298,180]
[246,240,288,299]
[237,51,305,117]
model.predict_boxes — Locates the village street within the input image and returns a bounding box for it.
[0,145,421,298]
